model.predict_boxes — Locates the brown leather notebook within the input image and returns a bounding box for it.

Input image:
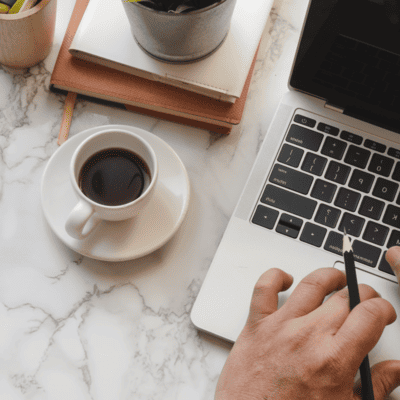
[50,0,258,135]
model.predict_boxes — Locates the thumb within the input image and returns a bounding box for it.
[386,246,400,279]
[353,360,400,400]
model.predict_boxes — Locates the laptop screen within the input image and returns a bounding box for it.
[290,0,400,134]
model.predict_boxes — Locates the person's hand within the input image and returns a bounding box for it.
[386,246,400,281]
[215,265,400,400]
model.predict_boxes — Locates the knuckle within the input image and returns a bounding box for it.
[265,267,285,281]
[254,268,283,291]
[361,299,385,321]
[315,343,351,384]
[301,268,343,288]
[320,354,349,384]
[253,281,271,295]
[282,319,313,346]
[298,345,349,388]
[300,273,325,291]
[337,284,380,301]
[358,283,379,297]
[336,287,350,300]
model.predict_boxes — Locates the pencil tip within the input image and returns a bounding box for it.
[342,231,352,253]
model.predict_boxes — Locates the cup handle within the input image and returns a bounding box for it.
[65,201,100,239]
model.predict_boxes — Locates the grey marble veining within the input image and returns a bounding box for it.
[0,0,307,398]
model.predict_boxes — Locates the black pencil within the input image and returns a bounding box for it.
[343,231,375,400]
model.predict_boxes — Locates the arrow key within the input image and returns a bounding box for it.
[279,213,303,230]
[363,221,389,246]
[300,222,327,247]
[276,213,303,238]
[276,224,300,239]
[252,205,279,230]
[339,212,365,237]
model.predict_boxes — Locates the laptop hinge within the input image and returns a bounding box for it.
[324,102,344,114]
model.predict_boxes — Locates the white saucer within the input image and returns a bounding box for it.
[41,125,190,261]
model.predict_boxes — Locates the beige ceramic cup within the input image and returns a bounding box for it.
[0,0,57,70]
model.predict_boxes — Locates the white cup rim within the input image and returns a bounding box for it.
[70,128,158,210]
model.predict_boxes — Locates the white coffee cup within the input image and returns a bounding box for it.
[65,129,158,240]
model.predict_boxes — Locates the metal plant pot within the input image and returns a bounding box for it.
[121,0,237,63]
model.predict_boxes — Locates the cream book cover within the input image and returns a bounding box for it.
[69,0,273,103]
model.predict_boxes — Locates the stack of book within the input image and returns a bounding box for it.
[50,0,274,135]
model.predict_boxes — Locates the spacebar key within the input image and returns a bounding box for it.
[261,185,317,219]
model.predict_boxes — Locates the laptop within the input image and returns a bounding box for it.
[191,0,400,397]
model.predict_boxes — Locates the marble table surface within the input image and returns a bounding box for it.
[0,0,308,398]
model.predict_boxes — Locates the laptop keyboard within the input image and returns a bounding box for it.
[251,111,400,281]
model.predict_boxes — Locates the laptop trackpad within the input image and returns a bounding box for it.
[332,260,400,307]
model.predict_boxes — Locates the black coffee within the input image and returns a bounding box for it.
[78,148,151,206]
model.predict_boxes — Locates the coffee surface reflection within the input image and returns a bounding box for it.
[78,148,150,206]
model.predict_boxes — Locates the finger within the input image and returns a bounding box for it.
[334,298,396,368]
[278,268,347,319]
[353,360,400,400]
[303,284,380,334]
[386,246,400,278]
[246,268,293,326]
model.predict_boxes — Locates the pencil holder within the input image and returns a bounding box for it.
[0,0,57,71]
[121,0,237,63]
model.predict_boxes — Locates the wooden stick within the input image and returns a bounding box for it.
[57,92,77,146]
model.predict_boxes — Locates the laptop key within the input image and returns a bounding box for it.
[324,231,344,255]
[276,214,303,239]
[317,123,339,136]
[314,204,341,228]
[364,139,386,153]
[392,162,400,182]
[279,213,303,230]
[311,179,337,203]
[348,169,374,193]
[261,185,317,219]
[387,230,400,247]
[300,223,327,247]
[358,196,385,220]
[334,187,361,211]
[277,144,304,168]
[285,125,323,152]
[363,221,389,246]
[252,205,279,230]
[368,154,394,177]
[340,131,363,145]
[352,240,381,268]
[325,161,351,184]
[276,225,300,238]
[321,137,347,160]
[388,147,400,159]
[294,114,316,128]
[372,177,399,202]
[339,212,365,237]
[378,252,395,276]
[344,145,371,168]
[301,153,327,176]
[383,205,400,229]
[269,164,313,194]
